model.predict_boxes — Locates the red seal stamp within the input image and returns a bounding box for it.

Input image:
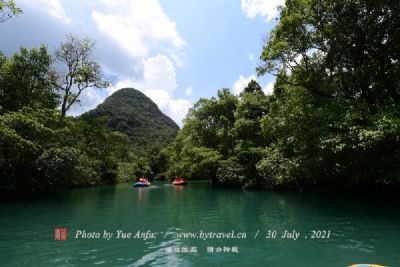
[54,227,68,241]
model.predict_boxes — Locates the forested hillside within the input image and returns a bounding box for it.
[84,88,179,151]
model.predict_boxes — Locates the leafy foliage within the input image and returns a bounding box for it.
[253,0,400,189]
[2,0,399,195]
[0,0,22,22]
[0,108,134,197]
[51,34,109,124]
[37,147,95,187]
[168,0,400,191]
[258,0,400,107]
[0,48,179,197]
[0,46,57,113]
[166,87,269,186]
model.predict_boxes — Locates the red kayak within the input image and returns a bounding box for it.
[172,178,187,186]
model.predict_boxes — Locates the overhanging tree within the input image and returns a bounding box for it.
[51,34,108,124]
[257,0,400,107]
[255,0,400,188]
[0,0,22,22]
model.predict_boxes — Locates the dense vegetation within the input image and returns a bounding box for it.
[166,0,400,190]
[85,88,179,151]
[0,36,177,197]
[0,108,134,197]
[0,4,180,198]
[2,0,399,197]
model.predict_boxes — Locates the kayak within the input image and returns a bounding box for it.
[348,264,387,267]
[134,181,150,187]
[172,180,187,186]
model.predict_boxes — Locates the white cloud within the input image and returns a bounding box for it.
[263,80,274,95]
[5,0,191,126]
[107,54,191,126]
[168,99,192,126]
[145,89,171,109]
[130,0,185,49]
[248,53,255,61]
[95,0,185,47]
[20,0,71,23]
[44,0,71,23]
[97,0,126,7]
[232,74,257,94]
[233,74,275,96]
[92,11,148,60]
[241,0,284,22]
[185,86,193,96]
[142,55,177,94]
[92,0,185,61]
[168,49,187,68]
[88,1,190,126]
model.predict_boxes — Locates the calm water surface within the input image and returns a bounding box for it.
[0,181,399,266]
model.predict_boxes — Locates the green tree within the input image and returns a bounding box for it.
[0,46,57,113]
[0,110,55,196]
[255,0,400,189]
[216,157,246,187]
[51,34,109,124]
[64,116,132,184]
[242,79,263,95]
[257,0,400,107]
[185,88,237,155]
[167,88,238,182]
[37,147,94,187]
[138,143,171,179]
[0,108,137,197]
[0,0,22,22]
[231,84,270,187]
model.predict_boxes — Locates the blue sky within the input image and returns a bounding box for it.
[0,0,284,126]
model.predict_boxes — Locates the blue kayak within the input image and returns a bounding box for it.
[349,264,387,267]
[134,181,150,187]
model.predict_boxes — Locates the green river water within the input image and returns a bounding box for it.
[0,181,399,267]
